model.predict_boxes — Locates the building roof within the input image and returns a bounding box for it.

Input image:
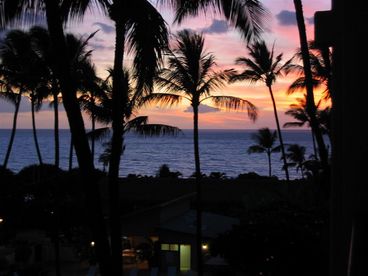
[158,210,239,238]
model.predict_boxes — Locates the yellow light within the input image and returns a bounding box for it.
[90,241,95,247]
[0,218,3,223]
[202,244,208,250]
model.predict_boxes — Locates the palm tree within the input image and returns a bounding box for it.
[101,3,169,274]
[285,144,307,179]
[145,30,257,274]
[87,69,181,156]
[0,3,113,274]
[284,96,318,159]
[29,26,61,168]
[0,88,20,168]
[29,89,46,165]
[288,42,332,101]
[248,128,279,177]
[231,40,293,181]
[0,29,45,168]
[292,0,329,171]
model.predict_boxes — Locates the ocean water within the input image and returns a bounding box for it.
[0,129,323,179]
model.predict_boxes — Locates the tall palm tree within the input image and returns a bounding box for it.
[0,3,113,274]
[285,144,307,179]
[29,89,45,165]
[55,3,170,272]
[102,3,169,274]
[292,0,329,171]
[231,40,293,181]
[0,29,45,168]
[29,26,61,168]
[145,30,257,274]
[248,128,279,177]
[0,87,20,168]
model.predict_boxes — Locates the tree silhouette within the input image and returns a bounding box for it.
[231,40,294,181]
[285,144,307,179]
[292,0,329,171]
[0,29,47,167]
[145,30,257,274]
[248,128,280,177]
[284,96,318,158]
[288,42,332,101]
[0,2,113,274]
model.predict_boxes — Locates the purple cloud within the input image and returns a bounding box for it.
[184,104,220,113]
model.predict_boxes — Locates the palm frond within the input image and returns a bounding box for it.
[130,123,181,137]
[283,122,306,128]
[159,0,268,42]
[198,70,233,96]
[86,127,110,142]
[0,0,45,28]
[234,57,264,78]
[287,77,321,95]
[141,93,182,108]
[209,95,258,121]
[247,145,265,154]
[155,74,186,94]
[0,90,18,104]
[124,116,149,132]
[126,0,169,96]
[60,0,109,22]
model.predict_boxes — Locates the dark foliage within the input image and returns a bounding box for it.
[212,203,328,276]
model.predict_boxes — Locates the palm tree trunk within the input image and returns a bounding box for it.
[107,16,126,276]
[193,103,203,276]
[311,130,318,159]
[268,85,290,181]
[52,81,60,168]
[44,1,112,275]
[267,151,272,177]
[293,0,329,170]
[3,92,22,168]
[91,104,96,166]
[31,95,43,165]
[69,136,73,171]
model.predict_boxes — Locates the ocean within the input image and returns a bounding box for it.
[0,129,323,179]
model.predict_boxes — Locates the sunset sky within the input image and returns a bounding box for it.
[0,0,331,130]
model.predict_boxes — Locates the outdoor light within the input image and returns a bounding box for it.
[202,244,208,250]
[90,241,95,247]
[0,218,3,224]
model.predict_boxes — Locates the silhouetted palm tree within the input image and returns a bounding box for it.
[29,89,47,165]
[292,0,329,171]
[231,40,293,181]
[248,128,279,177]
[285,144,307,179]
[29,26,61,168]
[284,96,318,158]
[0,29,46,167]
[87,69,181,154]
[0,2,113,274]
[289,42,332,101]
[145,30,257,274]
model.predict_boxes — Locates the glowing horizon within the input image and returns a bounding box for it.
[0,0,331,130]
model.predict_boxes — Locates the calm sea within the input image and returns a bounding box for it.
[0,129,324,179]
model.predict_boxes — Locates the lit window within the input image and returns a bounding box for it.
[161,244,170,250]
[161,243,179,251]
[170,244,179,251]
